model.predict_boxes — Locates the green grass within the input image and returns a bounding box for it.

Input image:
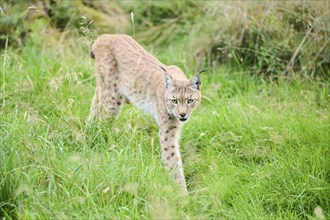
[1,35,329,219]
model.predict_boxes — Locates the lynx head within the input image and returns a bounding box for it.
[161,67,205,122]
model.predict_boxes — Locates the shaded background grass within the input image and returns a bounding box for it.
[1,0,329,78]
[1,0,329,219]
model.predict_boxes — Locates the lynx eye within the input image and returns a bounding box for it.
[187,99,195,104]
[171,99,178,104]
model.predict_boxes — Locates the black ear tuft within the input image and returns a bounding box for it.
[90,50,95,59]
[198,69,207,74]
[160,66,167,73]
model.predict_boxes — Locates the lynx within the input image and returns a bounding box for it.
[89,34,203,194]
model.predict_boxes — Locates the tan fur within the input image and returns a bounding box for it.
[89,34,202,194]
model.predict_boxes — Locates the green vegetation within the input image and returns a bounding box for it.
[1,1,329,219]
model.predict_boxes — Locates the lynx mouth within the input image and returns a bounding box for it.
[179,118,188,122]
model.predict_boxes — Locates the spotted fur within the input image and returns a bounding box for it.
[89,34,202,194]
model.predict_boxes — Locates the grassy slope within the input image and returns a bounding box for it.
[1,35,329,219]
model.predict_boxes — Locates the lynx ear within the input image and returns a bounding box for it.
[160,66,174,89]
[165,73,174,89]
[190,74,201,90]
[190,70,206,90]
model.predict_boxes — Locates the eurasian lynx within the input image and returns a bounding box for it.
[89,34,203,194]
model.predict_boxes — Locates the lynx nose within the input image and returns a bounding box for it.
[179,113,186,118]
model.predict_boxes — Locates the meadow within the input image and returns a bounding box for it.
[1,1,329,219]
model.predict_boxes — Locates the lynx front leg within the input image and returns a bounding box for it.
[159,117,187,194]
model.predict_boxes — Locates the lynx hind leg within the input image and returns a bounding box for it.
[89,53,124,120]
[159,117,188,194]
[88,87,100,120]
